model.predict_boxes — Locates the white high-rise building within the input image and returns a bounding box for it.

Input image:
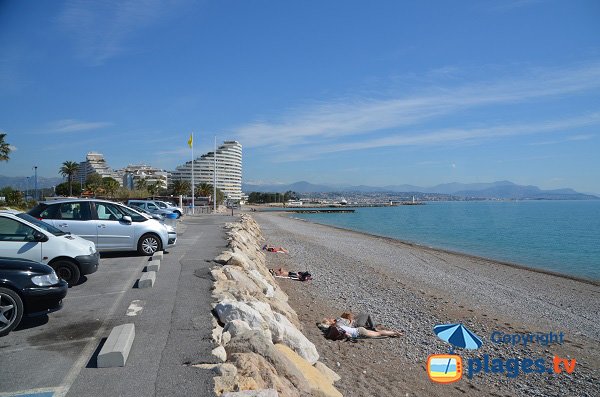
[121,164,168,190]
[74,152,122,187]
[171,141,242,201]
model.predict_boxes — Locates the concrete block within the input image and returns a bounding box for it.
[138,271,156,288]
[146,259,160,272]
[152,251,164,261]
[97,323,135,368]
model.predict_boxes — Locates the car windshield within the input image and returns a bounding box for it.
[16,213,66,236]
[156,202,168,209]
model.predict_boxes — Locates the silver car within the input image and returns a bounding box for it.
[29,199,176,255]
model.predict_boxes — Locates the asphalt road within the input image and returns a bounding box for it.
[0,215,232,397]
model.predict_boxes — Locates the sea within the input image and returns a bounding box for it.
[289,200,600,281]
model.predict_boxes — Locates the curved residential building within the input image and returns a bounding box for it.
[171,141,242,201]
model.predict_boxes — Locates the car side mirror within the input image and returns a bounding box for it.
[122,216,132,224]
[33,231,49,242]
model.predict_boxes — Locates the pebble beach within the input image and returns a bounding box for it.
[253,212,599,397]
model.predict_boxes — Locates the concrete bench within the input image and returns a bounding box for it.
[152,251,164,261]
[146,259,160,272]
[97,323,135,368]
[138,271,156,288]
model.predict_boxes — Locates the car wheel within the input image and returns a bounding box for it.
[52,259,81,287]
[0,287,24,337]
[138,233,162,256]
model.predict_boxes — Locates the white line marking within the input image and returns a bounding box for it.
[63,290,126,300]
[125,300,144,317]
[0,387,60,397]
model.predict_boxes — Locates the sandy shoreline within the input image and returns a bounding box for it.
[253,212,599,396]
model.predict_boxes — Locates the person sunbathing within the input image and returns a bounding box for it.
[319,316,402,339]
[269,268,312,281]
[262,244,289,253]
[319,311,377,330]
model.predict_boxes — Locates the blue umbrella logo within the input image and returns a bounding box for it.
[434,323,483,351]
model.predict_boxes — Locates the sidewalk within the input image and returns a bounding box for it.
[66,215,232,397]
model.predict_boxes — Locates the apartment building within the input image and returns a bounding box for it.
[171,140,242,201]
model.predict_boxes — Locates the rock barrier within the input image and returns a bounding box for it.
[209,215,343,397]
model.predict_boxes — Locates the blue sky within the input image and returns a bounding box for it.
[1,0,599,193]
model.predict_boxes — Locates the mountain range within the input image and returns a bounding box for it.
[242,180,598,200]
[1,174,597,200]
[0,175,64,190]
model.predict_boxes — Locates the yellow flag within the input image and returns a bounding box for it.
[187,133,193,148]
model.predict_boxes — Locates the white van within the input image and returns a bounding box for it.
[0,210,99,286]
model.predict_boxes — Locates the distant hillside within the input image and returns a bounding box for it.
[242,180,598,200]
[0,175,64,189]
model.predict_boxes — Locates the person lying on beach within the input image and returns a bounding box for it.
[262,244,289,253]
[321,319,402,340]
[319,312,377,330]
[269,268,312,281]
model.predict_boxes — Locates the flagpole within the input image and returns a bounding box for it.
[191,132,194,214]
[213,136,217,212]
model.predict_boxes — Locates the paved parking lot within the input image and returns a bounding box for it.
[0,215,231,397]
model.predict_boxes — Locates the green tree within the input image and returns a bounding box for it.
[135,178,148,191]
[0,133,11,162]
[85,173,104,196]
[55,182,82,197]
[196,182,213,198]
[171,179,190,196]
[0,187,23,207]
[147,181,162,198]
[59,160,80,196]
[215,188,225,205]
[102,177,120,198]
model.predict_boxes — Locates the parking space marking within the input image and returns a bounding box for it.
[0,387,59,397]
[63,291,126,300]
[52,257,147,397]
[0,338,94,355]
[125,300,145,316]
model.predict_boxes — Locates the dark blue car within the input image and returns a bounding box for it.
[0,257,68,336]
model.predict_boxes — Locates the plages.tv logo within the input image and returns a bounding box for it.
[427,323,577,383]
[427,323,482,384]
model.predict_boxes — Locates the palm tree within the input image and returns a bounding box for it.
[147,181,162,198]
[171,179,191,196]
[0,133,11,162]
[102,177,120,198]
[135,178,148,191]
[196,182,213,198]
[59,161,80,196]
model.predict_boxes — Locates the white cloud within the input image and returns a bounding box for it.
[8,145,17,151]
[46,119,113,133]
[272,113,600,161]
[57,0,182,65]
[232,62,600,152]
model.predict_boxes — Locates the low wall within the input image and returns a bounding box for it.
[205,215,343,397]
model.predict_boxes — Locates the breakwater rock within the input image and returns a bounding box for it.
[208,214,343,397]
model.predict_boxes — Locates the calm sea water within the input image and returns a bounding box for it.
[290,201,600,281]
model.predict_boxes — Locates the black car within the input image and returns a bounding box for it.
[0,257,68,336]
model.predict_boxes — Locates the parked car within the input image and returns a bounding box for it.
[0,210,99,286]
[126,200,177,218]
[153,200,183,218]
[29,199,177,256]
[0,256,68,336]
[127,204,164,221]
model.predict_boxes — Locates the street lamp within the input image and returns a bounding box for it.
[26,176,30,202]
[33,166,38,201]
